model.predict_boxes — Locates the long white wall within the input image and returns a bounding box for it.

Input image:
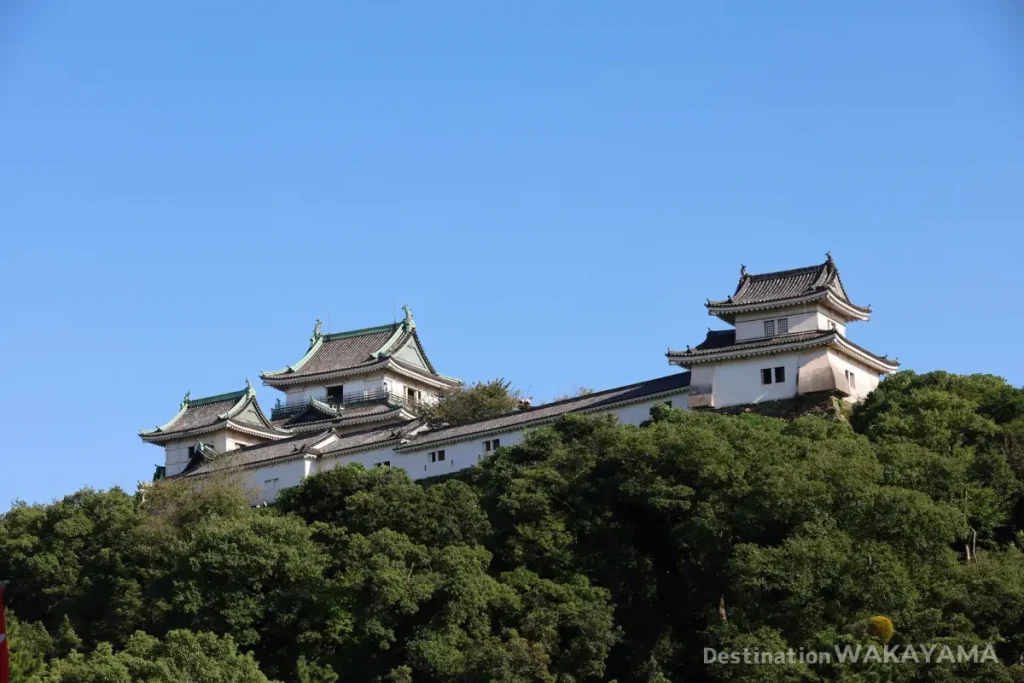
[311,390,689,485]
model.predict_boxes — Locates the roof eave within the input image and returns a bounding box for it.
[831,336,900,373]
[667,333,836,367]
[396,384,690,453]
[706,290,870,323]
[261,359,390,388]
[139,399,189,438]
[261,335,326,379]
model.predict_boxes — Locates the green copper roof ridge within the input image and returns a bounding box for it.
[262,334,325,377]
[189,388,248,406]
[373,324,411,359]
[323,322,397,341]
[139,398,189,436]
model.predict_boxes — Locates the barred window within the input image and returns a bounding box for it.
[761,368,773,385]
[764,320,776,337]
[777,318,789,334]
[775,366,786,383]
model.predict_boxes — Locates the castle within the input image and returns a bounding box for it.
[141,255,898,503]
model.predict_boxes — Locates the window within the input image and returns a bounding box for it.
[430,450,446,462]
[374,461,391,468]
[849,372,856,390]
[774,366,786,383]
[188,445,196,459]
[777,318,789,334]
[484,439,501,452]
[764,320,776,337]
[326,385,344,402]
[664,400,673,408]
[761,368,773,385]
[407,387,422,403]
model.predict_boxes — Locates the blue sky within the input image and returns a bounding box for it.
[2,1,1022,507]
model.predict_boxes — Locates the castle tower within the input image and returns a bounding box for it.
[260,306,460,434]
[667,254,898,410]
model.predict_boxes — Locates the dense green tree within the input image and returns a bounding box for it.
[419,378,523,428]
[38,630,278,683]
[4,369,1024,682]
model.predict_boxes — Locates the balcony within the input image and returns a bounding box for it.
[270,389,423,420]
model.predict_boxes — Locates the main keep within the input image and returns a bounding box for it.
[141,255,897,502]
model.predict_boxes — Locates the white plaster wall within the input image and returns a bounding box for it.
[240,458,310,504]
[709,351,810,407]
[383,372,441,406]
[307,393,690,489]
[611,391,689,425]
[285,385,327,406]
[163,430,232,476]
[734,305,836,341]
[815,311,847,336]
[826,350,881,402]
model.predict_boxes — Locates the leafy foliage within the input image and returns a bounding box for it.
[3,370,1024,681]
[419,378,523,428]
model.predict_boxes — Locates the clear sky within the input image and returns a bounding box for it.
[2,1,1022,508]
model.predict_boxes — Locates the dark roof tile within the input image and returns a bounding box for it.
[708,257,868,313]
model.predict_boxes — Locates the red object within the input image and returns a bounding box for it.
[0,582,8,683]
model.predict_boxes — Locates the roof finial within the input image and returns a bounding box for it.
[402,304,414,329]
[825,251,834,268]
[310,318,323,347]
[180,391,190,409]
[245,378,254,394]
[740,264,747,277]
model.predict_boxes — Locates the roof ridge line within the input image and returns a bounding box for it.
[323,323,398,341]
[189,388,248,406]
[744,262,826,281]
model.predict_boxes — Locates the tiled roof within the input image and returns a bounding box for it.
[141,384,286,442]
[708,256,869,313]
[399,372,692,450]
[261,311,450,384]
[670,330,833,359]
[284,401,399,428]
[181,431,330,478]
[159,394,242,433]
[667,329,899,370]
[317,420,419,456]
[288,326,395,377]
[173,373,692,478]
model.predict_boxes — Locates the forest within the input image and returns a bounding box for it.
[3,370,1024,682]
